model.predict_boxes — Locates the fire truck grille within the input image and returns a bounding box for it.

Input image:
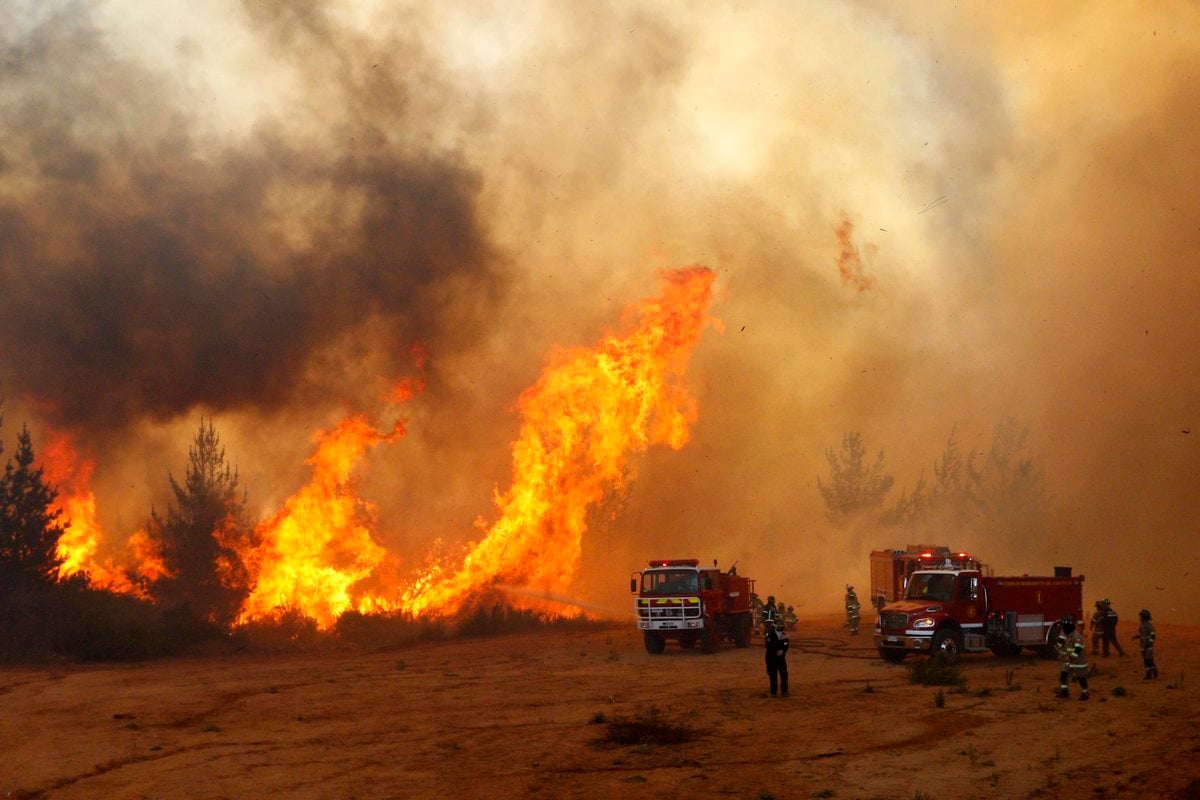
[880,613,908,631]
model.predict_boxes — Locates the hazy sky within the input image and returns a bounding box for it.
[1,1,1197,621]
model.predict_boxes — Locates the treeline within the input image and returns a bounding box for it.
[1,407,603,662]
[0,407,263,660]
[818,416,1050,548]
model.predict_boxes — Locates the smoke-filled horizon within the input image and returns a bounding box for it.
[2,2,1197,622]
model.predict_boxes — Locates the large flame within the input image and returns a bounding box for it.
[36,267,717,629]
[400,265,719,616]
[236,415,405,629]
[40,428,144,593]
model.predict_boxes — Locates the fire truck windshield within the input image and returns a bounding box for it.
[643,570,700,595]
[905,572,957,603]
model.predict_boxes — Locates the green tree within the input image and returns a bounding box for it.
[818,432,894,526]
[0,424,66,590]
[148,418,255,628]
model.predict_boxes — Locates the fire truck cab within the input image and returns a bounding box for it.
[874,565,1084,662]
[631,559,754,654]
[869,545,985,611]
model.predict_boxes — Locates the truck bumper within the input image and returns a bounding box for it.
[874,632,933,652]
[638,619,705,632]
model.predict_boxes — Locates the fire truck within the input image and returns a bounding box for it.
[873,564,1084,662]
[869,545,985,611]
[630,559,754,654]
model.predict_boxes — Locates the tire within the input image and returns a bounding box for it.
[879,648,907,663]
[931,628,963,660]
[733,615,753,648]
[1039,622,1062,659]
[643,632,666,654]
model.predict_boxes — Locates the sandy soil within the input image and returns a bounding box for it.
[2,615,1198,800]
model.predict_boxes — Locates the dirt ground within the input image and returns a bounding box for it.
[2,615,1198,800]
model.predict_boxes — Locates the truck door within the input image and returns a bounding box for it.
[958,574,985,648]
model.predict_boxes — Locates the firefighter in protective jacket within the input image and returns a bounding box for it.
[844,585,862,634]
[1132,608,1158,680]
[763,619,789,697]
[1055,614,1090,701]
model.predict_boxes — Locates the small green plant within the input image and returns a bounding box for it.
[1005,668,1016,687]
[913,791,933,800]
[757,793,776,800]
[590,711,607,724]
[935,688,945,708]
[1166,673,1184,690]
[395,659,406,671]
[974,687,993,697]
[812,790,835,798]
[863,682,875,694]
[1111,685,1127,697]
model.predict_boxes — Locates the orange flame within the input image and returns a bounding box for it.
[39,428,141,592]
[400,266,719,616]
[236,415,405,629]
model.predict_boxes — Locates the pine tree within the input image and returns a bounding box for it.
[149,418,255,628]
[818,432,894,526]
[0,425,66,590]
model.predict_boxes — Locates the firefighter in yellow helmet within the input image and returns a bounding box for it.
[1055,614,1090,701]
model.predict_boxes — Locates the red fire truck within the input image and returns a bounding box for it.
[869,545,985,611]
[630,559,755,654]
[873,564,1084,662]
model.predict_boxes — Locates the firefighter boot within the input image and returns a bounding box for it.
[1080,690,1089,701]
[1056,685,1069,699]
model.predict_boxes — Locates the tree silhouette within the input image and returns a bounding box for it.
[885,419,1050,545]
[148,418,255,628]
[818,432,894,526]
[0,424,66,590]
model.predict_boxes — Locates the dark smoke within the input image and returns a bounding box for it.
[0,4,498,436]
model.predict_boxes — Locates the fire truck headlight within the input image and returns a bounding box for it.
[912,617,935,629]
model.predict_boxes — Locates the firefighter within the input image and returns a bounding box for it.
[763,618,789,697]
[844,584,862,635]
[1100,599,1126,657]
[1055,614,1090,701]
[1089,600,1105,656]
[784,604,798,631]
[1132,608,1158,680]
[761,595,779,627]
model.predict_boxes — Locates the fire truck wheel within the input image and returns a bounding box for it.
[733,615,753,648]
[643,632,666,654]
[879,648,907,663]
[1038,622,1063,659]
[931,628,963,660]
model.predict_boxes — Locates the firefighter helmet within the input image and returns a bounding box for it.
[1139,608,1151,620]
